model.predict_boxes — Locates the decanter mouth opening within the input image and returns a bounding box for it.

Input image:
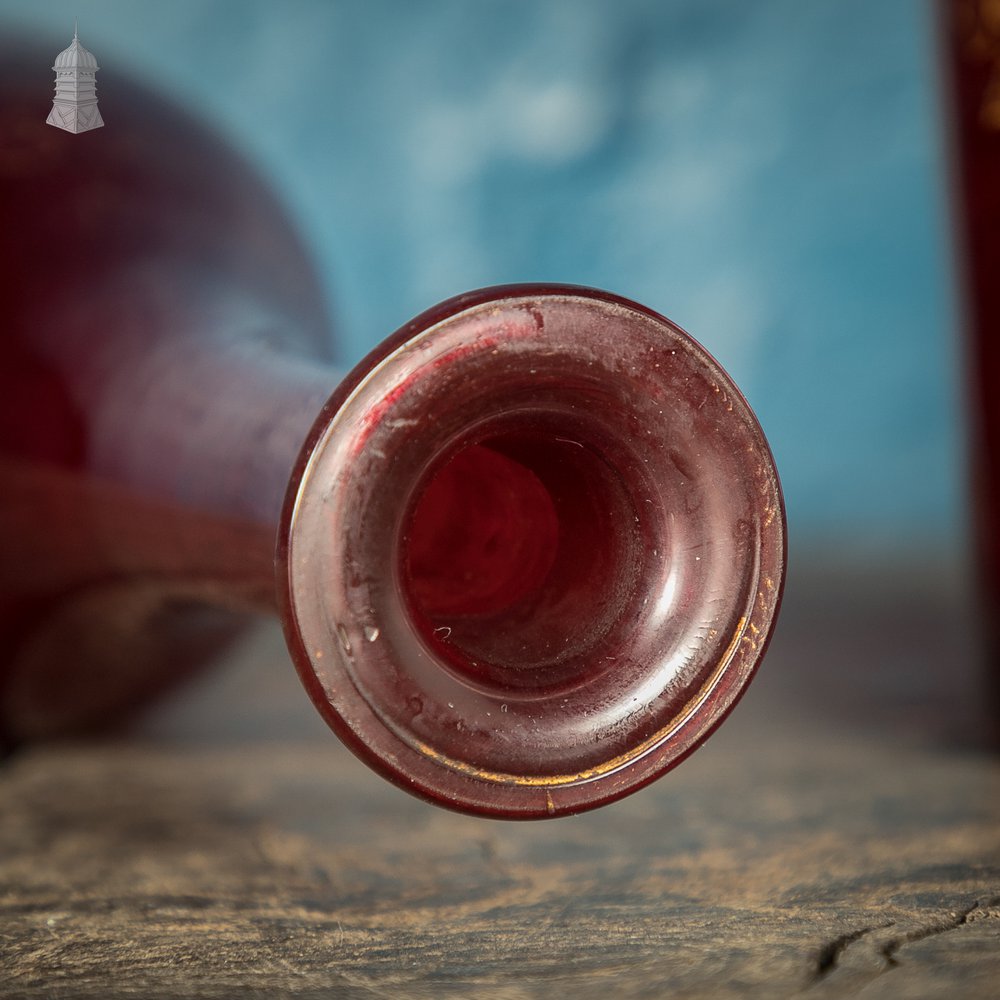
[399,418,649,697]
[279,285,785,817]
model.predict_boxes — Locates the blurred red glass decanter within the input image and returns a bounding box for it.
[0,39,785,818]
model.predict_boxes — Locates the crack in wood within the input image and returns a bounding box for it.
[812,895,1000,986]
[811,924,881,981]
[880,896,1000,968]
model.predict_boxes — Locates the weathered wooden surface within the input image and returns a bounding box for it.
[1,557,998,998]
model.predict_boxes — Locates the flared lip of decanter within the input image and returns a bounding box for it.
[277,283,786,819]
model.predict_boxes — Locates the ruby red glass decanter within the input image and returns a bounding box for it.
[0,38,785,818]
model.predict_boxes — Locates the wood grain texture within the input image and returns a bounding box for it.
[1,557,998,998]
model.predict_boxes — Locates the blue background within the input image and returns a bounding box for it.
[1,0,961,551]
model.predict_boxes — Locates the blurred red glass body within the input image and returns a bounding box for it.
[942,1,1000,719]
[0,41,785,817]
